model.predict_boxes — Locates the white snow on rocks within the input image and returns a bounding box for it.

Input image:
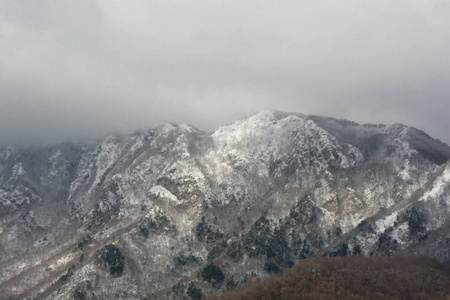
[149,185,181,205]
[375,212,398,234]
[421,164,450,202]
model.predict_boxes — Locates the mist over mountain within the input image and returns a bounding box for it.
[2,1,450,147]
[1,110,450,299]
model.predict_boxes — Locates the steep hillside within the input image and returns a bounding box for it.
[208,256,450,300]
[1,110,450,299]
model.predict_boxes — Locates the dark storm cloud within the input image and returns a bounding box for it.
[1,0,449,145]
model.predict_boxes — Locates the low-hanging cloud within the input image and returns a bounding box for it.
[1,0,449,146]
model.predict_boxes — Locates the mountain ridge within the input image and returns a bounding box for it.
[1,110,450,299]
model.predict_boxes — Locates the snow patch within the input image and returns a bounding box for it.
[89,136,123,192]
[130,134,145,154]
[149,185,182,204]
[398,159,413,182]
[11,163,25,177]
[48,151,63,178]
[421,165,450,201]
[47,252,77,271]
[375,212,398,233]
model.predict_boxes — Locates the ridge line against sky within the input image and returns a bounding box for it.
[1,0,449,145]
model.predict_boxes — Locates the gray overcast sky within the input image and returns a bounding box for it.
[1,0,449,146]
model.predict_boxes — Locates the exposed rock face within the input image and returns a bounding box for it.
[1,110,450,299]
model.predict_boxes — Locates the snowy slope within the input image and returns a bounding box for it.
[0,110,449,299]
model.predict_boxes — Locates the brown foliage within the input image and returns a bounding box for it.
[207,256,450,300]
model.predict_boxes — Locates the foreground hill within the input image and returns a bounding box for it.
[1,110,450,299]
[209,256,450,300]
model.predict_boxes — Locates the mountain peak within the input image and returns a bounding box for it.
[2,112,450,299]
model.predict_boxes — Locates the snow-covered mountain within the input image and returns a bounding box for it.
[1,110,450,299]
